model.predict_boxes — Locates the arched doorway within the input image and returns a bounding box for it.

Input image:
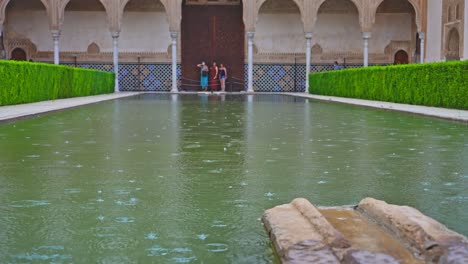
[394,50,409,64]
[11,47,27,61]
[446,28,460,60]
[181,0,244,91]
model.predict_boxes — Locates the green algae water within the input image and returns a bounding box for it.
[0,94,466,263]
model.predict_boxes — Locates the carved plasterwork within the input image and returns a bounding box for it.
[258,0,300,13]
[33,51,172,63]
[185,0,241,5]
[442,0,464,59]
[5,37,37,60]
[0,0,426,35]
[384,40,412,61]
[0,0,427,64]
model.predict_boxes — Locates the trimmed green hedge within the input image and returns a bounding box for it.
[0,60,114,106]
[309,60,468,110]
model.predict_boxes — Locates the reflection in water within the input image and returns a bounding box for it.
[0,94,466,263]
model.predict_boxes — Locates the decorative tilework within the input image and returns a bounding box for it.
[63,63,181,91]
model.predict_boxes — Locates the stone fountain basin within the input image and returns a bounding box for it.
[262,198,468,264]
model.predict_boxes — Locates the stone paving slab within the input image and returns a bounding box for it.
[0,92,139,122]
[285,93,468,122]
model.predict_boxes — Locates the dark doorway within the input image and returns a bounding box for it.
[446,28,460,61]
[394,50,409,64]
[181,1,244,91]
[11,48,27,61]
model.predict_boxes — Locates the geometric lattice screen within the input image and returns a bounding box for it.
[64,63,181,91]
[64,63,365,92]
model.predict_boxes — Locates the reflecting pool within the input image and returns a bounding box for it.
[0,94,466,263]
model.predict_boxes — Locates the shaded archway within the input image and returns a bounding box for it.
[181,0,244,91]
[446,28,460,60]
[253,0,304,92]
[256,0,303,54]
[120,0,171,91]
[315,0,360,64]
[376,0,417,63]
[394,50,409,64]
[4,0,49,60]
[61,0,107,55]
[11,47,26,60]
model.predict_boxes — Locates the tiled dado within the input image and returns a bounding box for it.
[243,63,365,92]
[64,62,368,92]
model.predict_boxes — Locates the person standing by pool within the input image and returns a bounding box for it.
[197,62,209,90]
[209,62,218,92]
[219,64,227,92]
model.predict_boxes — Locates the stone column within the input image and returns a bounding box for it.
[247,32,255,93]
[170,32,178,93]
[362,32,371,67]
[112,32,119,92]
[419,32,425,63]
[305,33,312,93]
[52,30,60,65]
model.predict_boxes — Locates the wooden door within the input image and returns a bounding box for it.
[11,48,27,61]
[394,50,409,64]
[182,3,244,91]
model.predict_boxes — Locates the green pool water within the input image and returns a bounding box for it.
[0,94,466,263]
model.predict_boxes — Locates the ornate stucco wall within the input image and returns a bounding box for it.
[442,0,465,60]
[0,0,429,64]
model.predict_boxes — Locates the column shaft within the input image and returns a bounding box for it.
[305,33,312,93]
[52,31,60,65]
[112,34,119,92]
[419,32,425,63]
[247,32,254,93]
[171,32,178,93]
[362,32,371,67]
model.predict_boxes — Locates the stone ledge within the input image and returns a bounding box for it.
[357,198,468,263]
[262,198,468,264]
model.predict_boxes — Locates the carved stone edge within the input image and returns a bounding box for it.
[356,197,468,263]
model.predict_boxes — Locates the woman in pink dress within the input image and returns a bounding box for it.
[209,62,218,92]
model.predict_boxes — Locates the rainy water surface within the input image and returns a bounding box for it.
[0,94,467,263]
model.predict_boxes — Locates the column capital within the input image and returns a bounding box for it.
[305,33,313,40]
[247,32,255,40]
[418,32,425,40]
[51,30,60,39]
[362,32,372,39]
[170,31,179,40]
[111,32,120,39]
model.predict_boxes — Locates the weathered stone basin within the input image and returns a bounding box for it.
[262,198,468,264]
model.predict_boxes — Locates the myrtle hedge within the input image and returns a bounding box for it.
[309,60,468,110]
[0,60,114,106]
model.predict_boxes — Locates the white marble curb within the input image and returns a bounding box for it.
[286,93,468,122]
[0,92,139,122]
